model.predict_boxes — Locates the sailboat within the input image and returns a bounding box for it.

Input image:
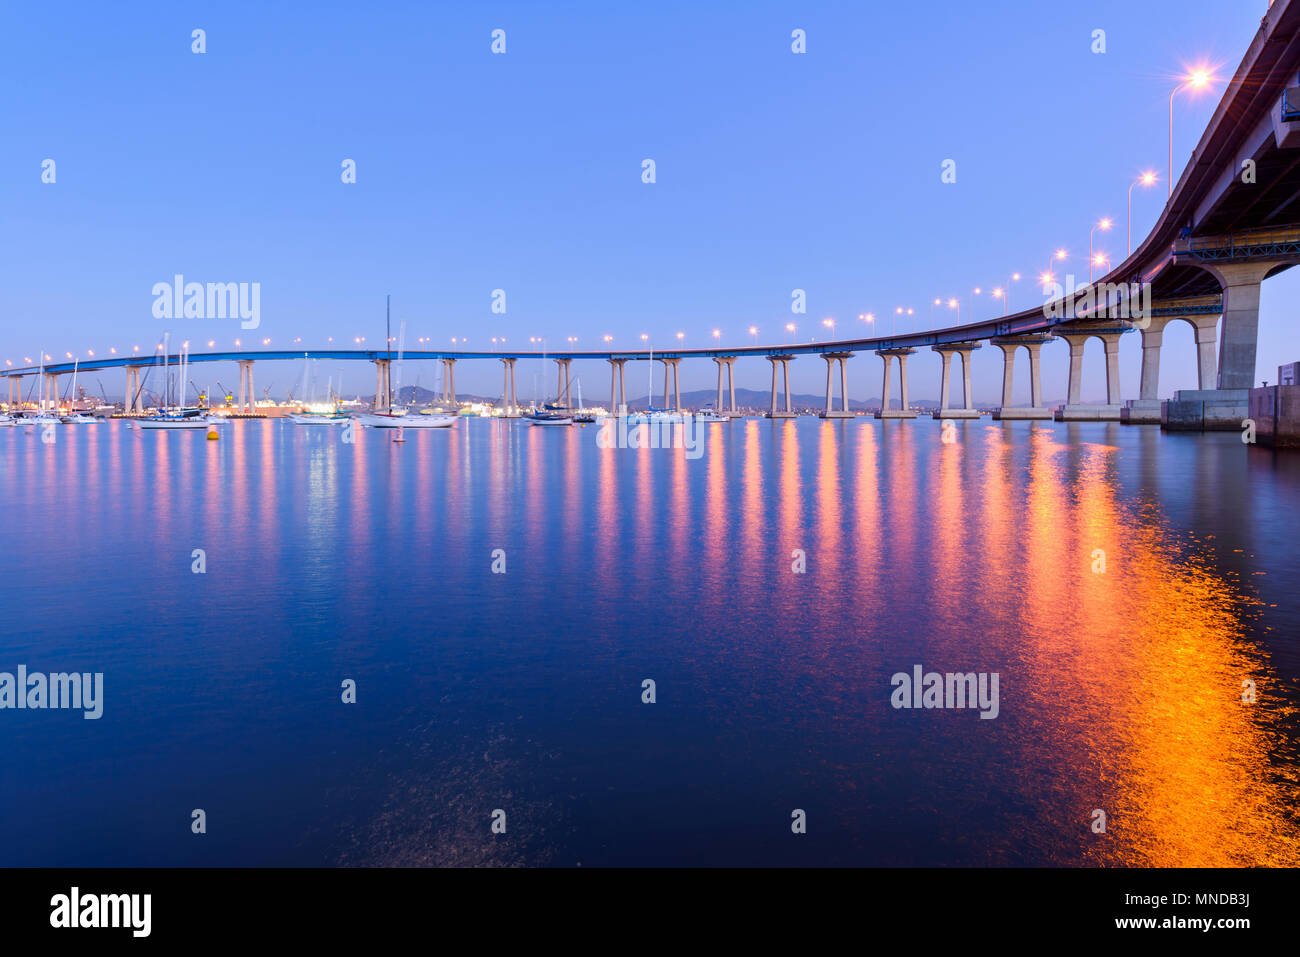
[137,337,211,429]
[572,378,596,424]
[30,351,62,426]
[61,360,100,424]
[358,299,457,429]
[626,342,682,424]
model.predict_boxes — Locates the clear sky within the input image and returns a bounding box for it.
[3,0,1295,403]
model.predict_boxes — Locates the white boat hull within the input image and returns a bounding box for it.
[289,413,349,425]
[359,412,456,429]
[136,417,212,430]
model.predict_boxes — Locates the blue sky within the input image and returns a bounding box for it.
[2,0,1294,403]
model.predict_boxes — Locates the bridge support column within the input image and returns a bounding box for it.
[765,356,796,418]
[1054,323,1128,421]
[710,357,737,415]
[236,359,258,414]
[499,358,519,416]
[931,343,982,418]
[874,348,917,419]
[553,358,571,408]
[371,359,391,412]
[608,359,626,415]
[992,335,1055,420]
[1213,261,1272,391]
[1122,320,1166,424]
[442,358,457,405]
[819,353,853,418]
[607,358,627,415]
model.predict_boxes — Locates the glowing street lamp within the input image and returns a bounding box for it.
[749,325,758,347]
[1090,218,1113,281]
[786,322,796,340]
[1170,70,1214,197]
[1128,171,1158,255]
[947,298,960,323]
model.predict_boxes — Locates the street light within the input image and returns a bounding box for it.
[1128,171,1158,255]
[1090,219,1113,281]
[1170,70,1214,198]
[1043,250,1068,290]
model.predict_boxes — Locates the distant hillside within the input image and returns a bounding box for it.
[390,384,1079,412]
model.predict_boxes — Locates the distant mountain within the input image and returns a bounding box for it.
[389,384,1081,412]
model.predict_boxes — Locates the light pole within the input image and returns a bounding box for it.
[1169,70,1213,198]
[1128,172,1158,256]
[749,326,758,347]
[1090,219,1113,281]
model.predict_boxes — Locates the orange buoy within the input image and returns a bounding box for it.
[206,428,219,440]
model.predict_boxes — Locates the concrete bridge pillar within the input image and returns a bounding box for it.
[1211,261,1273,390]
[237,359,258,413]
[990,336,1057,420]
[930,344,982,418]
[441,358,457,405]
[607,358,627,415]
[819,352,853,418]
[124,367,138,415]
[1054,323,1128,421]
[371,359,391,412]
[663,358,682,410]
[711,357,737,413]
[553,358,572,407]
[874,348,918,419]
[1138,321,1166,401]
[500,357,519,416]
[766,356,795,418]
[1192,316,1219,389]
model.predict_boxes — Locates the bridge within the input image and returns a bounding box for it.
[10,1,1300,429]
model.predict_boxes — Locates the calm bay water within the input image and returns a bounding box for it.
[2,415,1299,867]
